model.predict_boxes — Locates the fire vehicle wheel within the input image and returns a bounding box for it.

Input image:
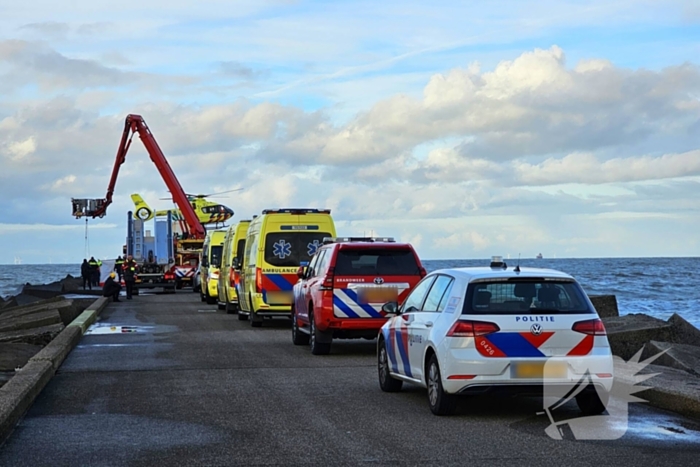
[378,338,402,392]
[309,311,331,355]
[427,354,457,416]
[291,305,309,346]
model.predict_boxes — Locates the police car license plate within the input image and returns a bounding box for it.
[511,361,567,379]
[357,287,398,304]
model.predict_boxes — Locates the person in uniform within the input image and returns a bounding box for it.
[88,257,99,287]
[114,256,124,283]
[122,255,138,300]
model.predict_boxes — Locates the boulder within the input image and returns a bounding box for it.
[0,297,69,321]
[59,275,82,293]
[603,313,674,360]
[0,296,17,310]
[643,341,700,376]
[0,323,65,345]
[0,343,43,371]
[0,310,63,333]
[18,281,64,300]
[588,295,619,318]
[667,313,700,347]
[14,294,45,306]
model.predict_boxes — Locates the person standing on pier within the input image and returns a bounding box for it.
[81,259,92,290]
[122,255,138,300]
[114,256,124,283]
[88,257,99,287]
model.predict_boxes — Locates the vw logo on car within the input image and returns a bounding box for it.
[530,323,543,336]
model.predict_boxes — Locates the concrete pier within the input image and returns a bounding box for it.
[0,292,699,465]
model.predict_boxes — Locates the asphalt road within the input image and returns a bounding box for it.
[1,291,699,466]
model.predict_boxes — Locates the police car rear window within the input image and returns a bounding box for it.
[463,280,594,315]
[265,232,331,267]
[334,249,420,276]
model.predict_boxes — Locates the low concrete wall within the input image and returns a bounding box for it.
[0,296,109,443]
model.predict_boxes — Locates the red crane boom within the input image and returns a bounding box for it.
[71,114,206,239]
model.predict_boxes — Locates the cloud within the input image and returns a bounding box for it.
[0,223,117,234]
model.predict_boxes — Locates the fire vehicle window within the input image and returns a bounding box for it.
[334,248,419,276]
[264,232,332,267]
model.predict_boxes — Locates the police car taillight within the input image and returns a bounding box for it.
[447,320,500,337]
[572,318,606,336]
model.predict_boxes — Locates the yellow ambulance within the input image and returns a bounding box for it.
[200,229,226,305]
[217,219,251,313]
[238,208,336,327]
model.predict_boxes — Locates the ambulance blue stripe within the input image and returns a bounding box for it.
[340,289,383,318]
[266,274,294,291]
[487,333,545,358]
[333,296,361,318]
[383,328,399,373]
[395,328,412,377]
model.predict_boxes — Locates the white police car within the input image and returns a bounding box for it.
[377,257,614,415]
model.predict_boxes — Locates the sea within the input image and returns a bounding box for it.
[0,257,698,326]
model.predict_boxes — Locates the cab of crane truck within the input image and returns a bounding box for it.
[238,208,336,327]
[218,219,251,313]
[200,229,226,305]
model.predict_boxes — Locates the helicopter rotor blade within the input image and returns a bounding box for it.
[189,188,244,198]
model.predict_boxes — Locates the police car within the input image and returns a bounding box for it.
[377,257,614,416]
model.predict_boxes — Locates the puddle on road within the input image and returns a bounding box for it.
[85,324,154,335]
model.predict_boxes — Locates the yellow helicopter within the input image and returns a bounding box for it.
[130,189,241,227]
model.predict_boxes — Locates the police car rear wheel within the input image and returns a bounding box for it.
[291,306,310,345]
[576,387,608,415]
[427,355,457,416]
[309,312,331,355]
[378,340,402,392]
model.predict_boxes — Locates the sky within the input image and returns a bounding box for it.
[1,0,699,264]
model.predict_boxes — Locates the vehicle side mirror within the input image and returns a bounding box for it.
[233,258,240,269]
[382,301,399,315]
[296,266,306,279]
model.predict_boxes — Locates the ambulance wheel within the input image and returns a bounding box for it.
[291,305,309,346]
[427,354,457,416]
[238,312,248,321]
[576,387,609,415]
[225,301,237,314]
[206,294,217,305]
[309,311,331,355]
[251,312,263,328]
[378,338,402,392]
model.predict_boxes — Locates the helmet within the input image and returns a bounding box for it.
[109,272,116,278]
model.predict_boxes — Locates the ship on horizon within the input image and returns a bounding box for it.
[536,253,543,259]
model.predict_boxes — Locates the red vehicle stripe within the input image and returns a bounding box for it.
[567,334,594,356]
[519,331,555,349]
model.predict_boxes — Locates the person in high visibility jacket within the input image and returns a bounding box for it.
[88,257,100,287]
[122,255,138,300]
[114,256,124,282]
